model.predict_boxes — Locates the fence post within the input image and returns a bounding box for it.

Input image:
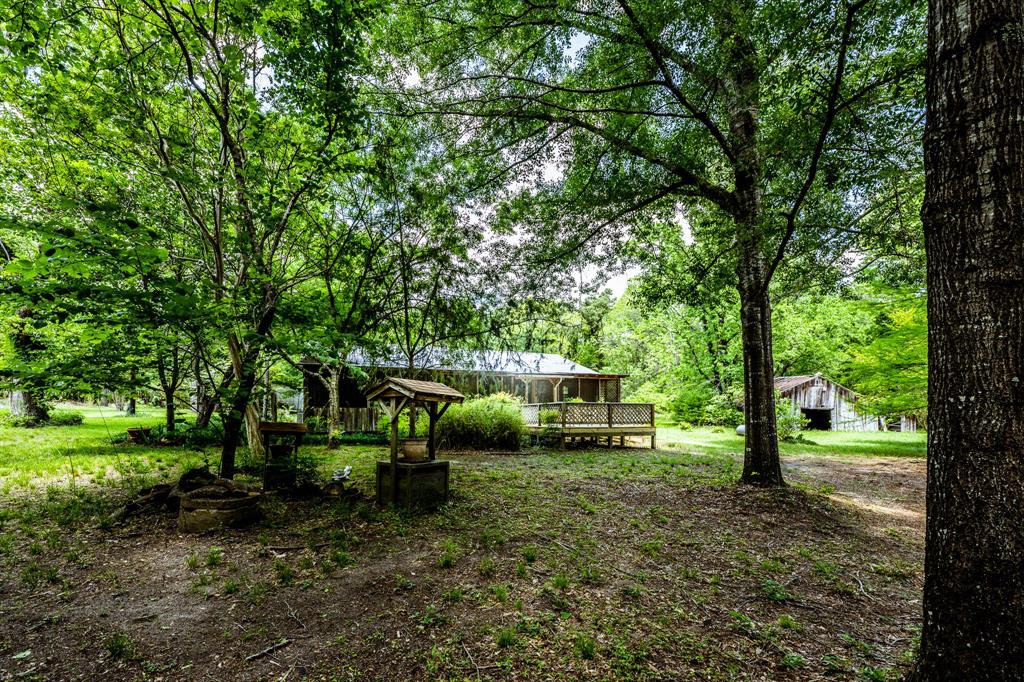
[607,403,613,427]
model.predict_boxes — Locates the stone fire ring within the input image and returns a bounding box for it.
[178,485,262,533]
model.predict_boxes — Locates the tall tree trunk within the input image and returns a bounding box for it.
[193,354,218,428]
[156,355,178,432]
[11,389,48,423]
[163,388,175,431]
[737,280,783,485]
[10,309,48,423]
[196,397,216,429]
[324,366,342,448]
[221,301,276,478]
[221,354,265,479]
[732,171,783,487]
[220,374,255,480]
[244,404,265,459]
[913,0,1024,676]
[125,367,137,417]
[720,1,784,487]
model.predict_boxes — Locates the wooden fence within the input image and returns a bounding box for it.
[304,406,379,433]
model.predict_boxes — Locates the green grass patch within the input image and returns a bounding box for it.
[656,426,925,459]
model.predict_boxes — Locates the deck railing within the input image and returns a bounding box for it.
[521,402,655,428]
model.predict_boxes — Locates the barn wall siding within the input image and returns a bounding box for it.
[779,375,881,432]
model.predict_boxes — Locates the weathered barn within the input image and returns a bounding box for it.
[300,349,627,429]
[775,374,918,432]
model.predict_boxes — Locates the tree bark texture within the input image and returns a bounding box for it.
[124,368,137,416]
[220,365,258,480]
[915,0,1024,676]
[11,308,48,423]
[324,366,343,447]
[244,404,265,459]
[163,388,175,432]
[738,283,783,485]
[156,354,180,432]
[220,302,276,479]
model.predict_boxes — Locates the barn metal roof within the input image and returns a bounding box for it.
[775,374,860,399]
[306,347,625,378]
[774,375,818,394]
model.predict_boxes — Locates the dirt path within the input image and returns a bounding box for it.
[783,455,926,533]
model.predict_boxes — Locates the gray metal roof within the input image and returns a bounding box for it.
[774,375,817,394]
[343,347,618,377]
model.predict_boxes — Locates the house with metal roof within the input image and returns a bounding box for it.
[299,348,628,427]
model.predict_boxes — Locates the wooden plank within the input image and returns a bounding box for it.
[390,398,400,505]
[427,402,437,461]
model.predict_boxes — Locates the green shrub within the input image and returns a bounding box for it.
[436,393,524,451]
[0,411,39,428]
[670,385,714,424]
[306,431,387,446]
[700,392,743,427]
[539,409,560,425]
[45,409,85,426]
[305,416,329,433]
[776,395,810,442]
[777,409,809,442]
[182,422,224,447]
[0,408,84,428]
[495,627,518,648]
[103,632,139,661]
[574,633,597,660]
[147,421,224,447]
[622,382,675,417]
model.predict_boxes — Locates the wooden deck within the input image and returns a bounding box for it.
[522,402,657,448]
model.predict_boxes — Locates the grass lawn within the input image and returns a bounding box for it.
[0,411,924,680]
[0,404,207,494]
[657,424,926,459]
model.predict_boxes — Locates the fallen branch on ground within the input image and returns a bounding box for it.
[245,638,291,662]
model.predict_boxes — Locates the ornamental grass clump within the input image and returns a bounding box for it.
[436,393,524,451]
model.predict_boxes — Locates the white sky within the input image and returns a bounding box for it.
[602,267,638,298]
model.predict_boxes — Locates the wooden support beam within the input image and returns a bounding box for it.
[427,402,437,461]
[390,398,399,506]
[550,377,563,403]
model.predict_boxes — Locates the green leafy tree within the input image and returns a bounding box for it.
[844,287,926,422]
[772,294,875,379]
[4,0,373,476]
[391,0,925,485]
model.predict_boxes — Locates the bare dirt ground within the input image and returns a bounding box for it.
[784,456,926,533]
[0,448,924,681]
